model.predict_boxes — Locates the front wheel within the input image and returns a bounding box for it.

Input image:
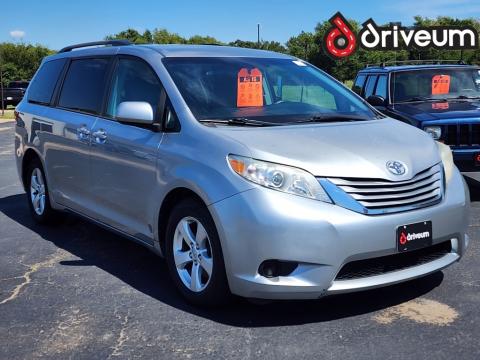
[165,198,230,306]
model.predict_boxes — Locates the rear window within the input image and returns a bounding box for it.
[58,58,111,115]
[27,59,66,105]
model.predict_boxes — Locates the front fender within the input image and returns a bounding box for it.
[151,129,255,249]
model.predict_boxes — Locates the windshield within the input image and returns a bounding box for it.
[392,68,480,103]
[163,57,377,124]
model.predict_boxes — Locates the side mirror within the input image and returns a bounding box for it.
[116,101,154,124]
[367,95,386,107]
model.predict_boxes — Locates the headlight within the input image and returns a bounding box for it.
[424,126,442,140]
[436,141,454,183]
[227,155,332,203]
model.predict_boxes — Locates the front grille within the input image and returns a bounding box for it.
[443,124,480,146]
[335,241,452,281]
[328,164,442,214]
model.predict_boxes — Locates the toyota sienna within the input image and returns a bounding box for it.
[14,41,470,305]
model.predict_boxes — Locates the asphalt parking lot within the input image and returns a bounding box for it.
[0,120,479,360]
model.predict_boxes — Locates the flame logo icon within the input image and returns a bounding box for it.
[323,12,357,59]
[399,232,408,245]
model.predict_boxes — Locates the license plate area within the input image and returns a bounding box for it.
[397,221,432,252]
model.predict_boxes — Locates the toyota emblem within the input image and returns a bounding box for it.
[386,161,406,175]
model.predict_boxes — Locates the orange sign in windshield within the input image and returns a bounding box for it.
[237,68,263,107]
[432,75,451,95]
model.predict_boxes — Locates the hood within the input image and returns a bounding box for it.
[216,118,440,181]
[392,100,480,122]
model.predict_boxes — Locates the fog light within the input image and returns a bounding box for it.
[258,260,298,278]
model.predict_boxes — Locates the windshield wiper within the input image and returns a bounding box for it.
[199,117,279,127]
[399,96,448,103]
[294,114,372,123]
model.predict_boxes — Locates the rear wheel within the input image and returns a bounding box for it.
[26,158,57,224]
[165,198,230,306]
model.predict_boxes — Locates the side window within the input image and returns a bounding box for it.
[352,75,366,95]
[106,58,162,119]
[58,58,110,115]
[364,75,378,99]
[374,75,388,99]
[28,59,66,105]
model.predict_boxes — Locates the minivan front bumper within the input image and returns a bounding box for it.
[209,167,470,299]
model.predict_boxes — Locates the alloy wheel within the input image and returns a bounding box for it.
[30,168,46,216]
[173,216,213,292]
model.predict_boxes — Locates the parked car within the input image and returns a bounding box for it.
[14,41,470,305]
[353,62,480,182]
[1,80,29,108]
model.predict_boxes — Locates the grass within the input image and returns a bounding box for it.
[344,80,353,88]
[0,106,15,121]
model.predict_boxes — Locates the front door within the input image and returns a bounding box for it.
[88,56,164,243]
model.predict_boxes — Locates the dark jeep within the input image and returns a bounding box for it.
[353,62,480,182]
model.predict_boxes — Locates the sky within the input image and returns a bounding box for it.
[1,0,480,50]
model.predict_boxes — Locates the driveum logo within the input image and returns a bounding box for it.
[323,12,357,59]
[400,230,431,245]
[323,12,479,60]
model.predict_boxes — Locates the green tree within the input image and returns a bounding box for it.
[105,28,148,44]
[187,35,222,45]
[229,39,286,53]
[152,28,186,44]
[0,43,53,86]
[286,31,317,60]
[260,41,287,53]
[143,30,153,43]
[5,15,479,88]
[229,39,259,48]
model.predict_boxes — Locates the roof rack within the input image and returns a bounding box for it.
[58,40,132,53]
[366,59,467,68]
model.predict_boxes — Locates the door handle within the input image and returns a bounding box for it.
[77,126,90,140]
[92,129,107,144]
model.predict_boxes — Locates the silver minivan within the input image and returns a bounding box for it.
[15,41,470,305]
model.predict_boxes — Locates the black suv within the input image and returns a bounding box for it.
[1,81,30,108]
[353,62,480,182]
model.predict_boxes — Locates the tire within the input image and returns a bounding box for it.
[25,158,58,224]
[165,198,230,306]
